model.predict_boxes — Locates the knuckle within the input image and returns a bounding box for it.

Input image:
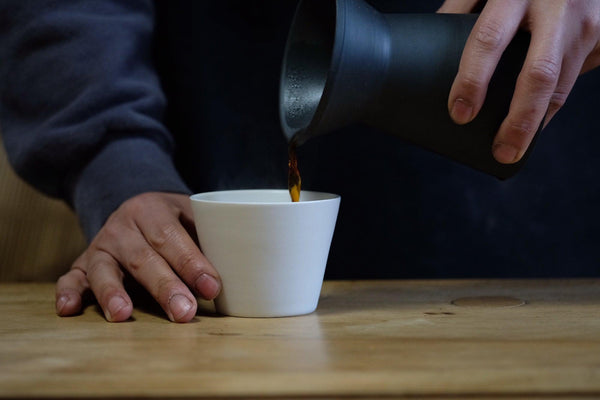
[70,266,91,285]
[175,251,202,276]
[121,195,146,216]
[134,191,160,205]
[119,192,162,217]
[83,258,104,279]
[127,247,158,273]
[155,276,182,303]
[69,256,87,277]
[458,70,487,94]
[549,90,568,110]
[579,8,600,39]
[99,221,121,244]
[147,223,179,251]
[526,58,560,88]
[83,257,101,277]
[507,119,536,143]
[473,20,505,52]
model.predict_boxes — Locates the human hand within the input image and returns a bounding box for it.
[438,0,600,163]
[55,192,221,322]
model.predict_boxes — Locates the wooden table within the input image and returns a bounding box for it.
[1,280,599,399]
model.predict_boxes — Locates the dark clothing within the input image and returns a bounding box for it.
[1,1,599,279]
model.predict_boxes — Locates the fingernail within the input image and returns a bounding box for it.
[493,143,519,164]
[451,98,473,124]
[169,294,194,322]
[195,274,221,300]
[105,296,129,322]
[56,295,70,314]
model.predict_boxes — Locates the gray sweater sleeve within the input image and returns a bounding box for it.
[0,0,190,240]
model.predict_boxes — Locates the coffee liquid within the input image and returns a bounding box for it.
[288,141,301,202]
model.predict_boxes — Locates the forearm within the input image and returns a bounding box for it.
[0,0,190,240]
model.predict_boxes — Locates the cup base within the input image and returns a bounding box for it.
[214,300,318,318]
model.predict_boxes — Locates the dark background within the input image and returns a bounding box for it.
[154,1,600,279]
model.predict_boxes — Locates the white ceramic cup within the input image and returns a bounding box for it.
[190,189,340,317]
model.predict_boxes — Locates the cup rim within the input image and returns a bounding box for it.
[190,189,340,205]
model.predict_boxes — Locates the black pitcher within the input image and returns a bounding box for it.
[279,0,539,179]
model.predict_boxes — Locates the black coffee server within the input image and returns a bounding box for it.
[279,0,540,179]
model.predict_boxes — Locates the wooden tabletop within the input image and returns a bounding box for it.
[1,279,599,399]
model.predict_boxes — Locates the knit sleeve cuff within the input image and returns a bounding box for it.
[71,137,191,240]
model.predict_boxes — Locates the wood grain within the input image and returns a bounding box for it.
[1,279,599,399]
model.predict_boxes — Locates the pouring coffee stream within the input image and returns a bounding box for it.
[280,0,541,182]
[288,141,301,202]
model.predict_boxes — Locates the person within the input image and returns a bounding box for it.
[1,0,599,323]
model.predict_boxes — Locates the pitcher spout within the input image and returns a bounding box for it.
[279,0,389,145]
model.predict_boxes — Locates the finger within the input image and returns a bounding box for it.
[55,263,89,316]
[493,5,565,163]
[84,250,133,322]
[579,3,600,74]
[95,221,198,323]
[581,39,600,74]
[448,0,528,124]
[437,0,481,14]
[544,54,584,127]
[136,194,221,301]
